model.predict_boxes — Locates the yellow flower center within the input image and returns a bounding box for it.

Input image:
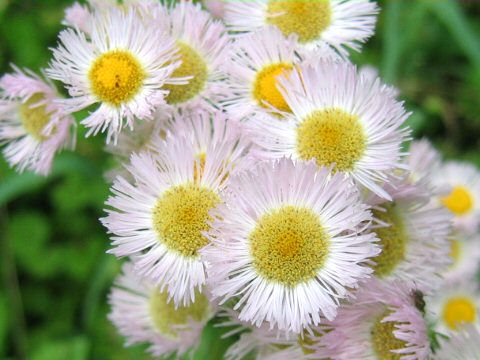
[152,183,220,257]
[449,238,461,267]
[19,93,52,141]
[442,297,477,330]
[249,206,329,286]
[252,63,293,113]
[266,0,332,44]
[371,311,410,360]
[296,108,366,172]
[372,204,408,278]
[164,42,208,105]
[149,289,210,338]
[441,186,474,216]
[88,50,145,106]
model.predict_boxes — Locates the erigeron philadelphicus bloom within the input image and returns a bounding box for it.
[312,280,431,360]
[365,177,452,292]
[435,325,480,360]
[0,67,74,175]
[202,158,380,333]
[149,2,230,111]
[433,161,480,234]
[108,262,215,358]
[223,0,379,57]
[251,61,410,200]
[102,114,253,305]
[443,232,480,283]
[203,0,225,20]
[222,26,339,121]
[47,6,183,143]
[427,281,480,335]
[219,308,328,360]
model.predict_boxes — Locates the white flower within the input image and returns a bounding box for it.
[442,232,480,283]
[222,26,338,121]
[108,262,215,358]
[435,325,480,360]
[432,161,480,234]
[47,6,182,143]
[312,279,431,360]
[223,0,379,56]
[365,177,452,292]
[102,113,252,305]
[251,61,410,199]
[0,66,74,175]
[202,158,379,333]
[203,0,226,20]
[148,2,230,112]
[428,281,480,335]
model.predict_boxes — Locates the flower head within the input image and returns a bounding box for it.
[0,66,74,175]
[203,158,379,333]
[224,0,379,56]
[252,61,410,199]
[109,262,215,358]
[312,280,431,360]
[48,6,182,143]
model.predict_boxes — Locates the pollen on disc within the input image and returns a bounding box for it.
[249,205,329,286]
[296,108,366,172]
[19,93,52,141]
[442,297,477,330]
[252,63,293,113]
[441,186,474,216]
[152,183,220,257]
[371,310,409,360]
[266,0,332,44]
[149,289,210,338]
[164,42,208,105]
[371,203,408,278]
[88,50,146,106]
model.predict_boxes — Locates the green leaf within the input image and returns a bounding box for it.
[427,1,480,67]
[30,336,90,360]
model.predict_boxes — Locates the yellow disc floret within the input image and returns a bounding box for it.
[441,186,474,216]
[149,289,210,338]
[249,205,329,286]
[266,0,332,44]
[372,204,408,278]
[449,238,461,267]
[19,93,52,141]
[253,63,293,113]
[88,50,145,106]
[152,183,220,257]
[371,311,410,360]
[442,297,477,330]
[296,108,366,172]
[164,42,208,105]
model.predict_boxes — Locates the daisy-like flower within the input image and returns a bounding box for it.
[435,325,480,360]
[313,279,431,360]
[223,0,379,56]
[428,281,480,335]
[47,5,182,143]
[223,26,338,121]
[218,308,305,360]
[150,2,230,111]
[0,66,74,175]
[102,114,252,305]
[109,262,215,358]
[365,177,452,292]
[202,158,380,333]
[433,161,480,234]
[252,61,410,199]
[442,232,480,283]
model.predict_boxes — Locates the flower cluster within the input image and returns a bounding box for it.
[1,1,480,359]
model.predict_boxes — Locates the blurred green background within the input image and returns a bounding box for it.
[0,1,479,359]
